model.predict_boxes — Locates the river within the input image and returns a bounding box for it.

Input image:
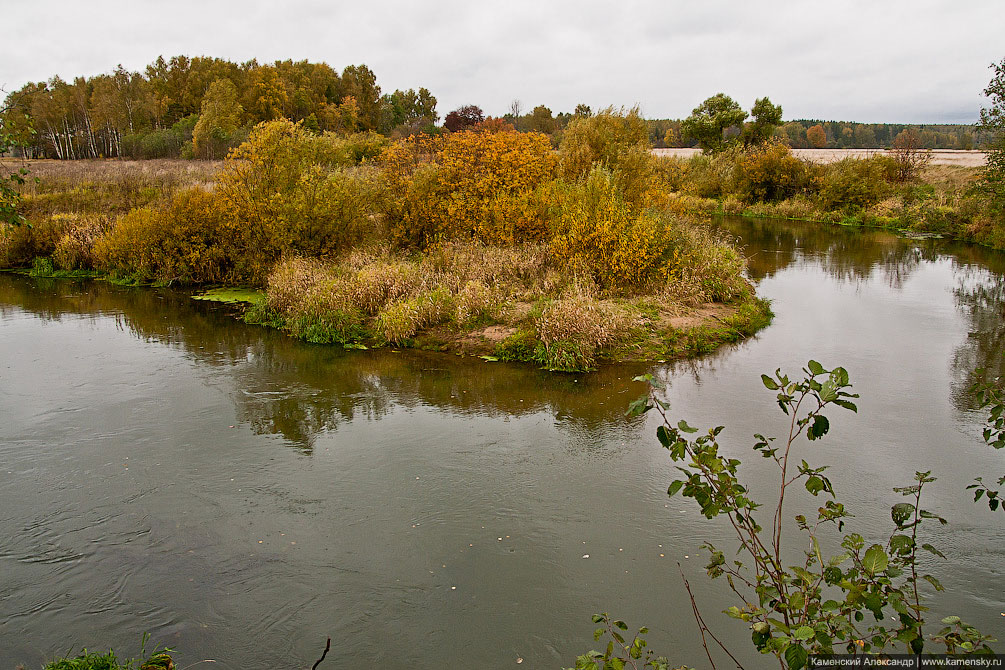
[1,217,1002,668]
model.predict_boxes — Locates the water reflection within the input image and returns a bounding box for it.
[950,263,1005,409]
[3,217,1005,669]
[716,217,1005,412]
[720,216,936,288]
[0,275,650,452]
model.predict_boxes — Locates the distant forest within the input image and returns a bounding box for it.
[645,118,978,151]
[0,55,986,160]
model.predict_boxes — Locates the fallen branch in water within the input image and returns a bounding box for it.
[312,637,331,670]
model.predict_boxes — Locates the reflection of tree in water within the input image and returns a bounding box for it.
[949,245,1005,410]
[0,274,652,452]
[718,216,936,289]
[228,345,651,452]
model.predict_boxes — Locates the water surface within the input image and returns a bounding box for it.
[1,218,1002,668]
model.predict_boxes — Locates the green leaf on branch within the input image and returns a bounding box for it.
[761,374,779,390]
[889,534,914,555]
[807,415,829,440]
[794,626,815,641]
[625,396,651,418]
[805,476,825,495]
[784,643,808,670]
[862,544,889,575]
[921,543,946,559]
[891,502,915,528]
[922,574,945,591]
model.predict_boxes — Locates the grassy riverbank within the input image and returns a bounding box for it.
[656,143,1001,245]
[2,111,773,371]
[239,244,770,370]
[11,118,997,370]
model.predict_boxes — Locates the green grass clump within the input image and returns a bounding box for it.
[288,308,367,346]
[40,637,173,670]
[494,329,539,362]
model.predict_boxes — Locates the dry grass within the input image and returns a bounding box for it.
[17,159,223,194]
[257,236,760,370]
[534,294,637,370]
[16,158,224,219]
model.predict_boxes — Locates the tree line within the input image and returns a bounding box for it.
[0,55,989,161]
[1,56,438,159]
[647,117,978,150]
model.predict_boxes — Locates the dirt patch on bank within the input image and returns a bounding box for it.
[664,303,737,330]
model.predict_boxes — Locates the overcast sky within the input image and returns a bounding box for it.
[2,0,1002,123]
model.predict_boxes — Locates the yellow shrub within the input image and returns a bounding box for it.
[217,119,377,281]
[95,187,234,283]
[53,214,111,270]
[0,213,83,268]
[547,168,676,289]
[380,129,556,247]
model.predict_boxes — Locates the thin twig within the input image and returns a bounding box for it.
[678,563,747,670]
[311,637,331,670]
[177,661,217,670]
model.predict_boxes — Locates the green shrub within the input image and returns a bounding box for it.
[580,363,997,669]
[816,156,898,211]
[736,141,810,202]
[29,255,55,277]
[558,106,650,180]
[678,149,740,199]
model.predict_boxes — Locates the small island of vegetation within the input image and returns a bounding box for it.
[1,104,770,372]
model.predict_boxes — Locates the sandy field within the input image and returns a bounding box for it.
[653,147,987,167]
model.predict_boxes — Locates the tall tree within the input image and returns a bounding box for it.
[528,105,556,134]
[979,57,1005,216]
[340,64,382,131]
[681,93,748,153]
[1,91,31,225]
[444,105,484,132]
[744,96,782,147]
[192,78,243,159]
[806,123,827,149]
[380,87,438,133]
